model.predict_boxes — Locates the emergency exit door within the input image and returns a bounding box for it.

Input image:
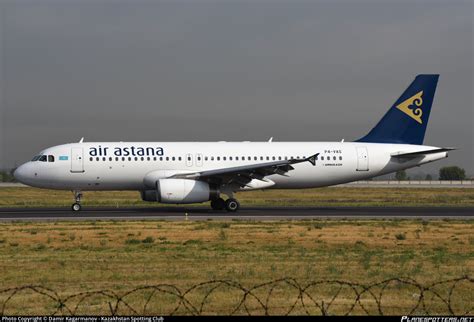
[196,153,203,167]
[186,153,193,167]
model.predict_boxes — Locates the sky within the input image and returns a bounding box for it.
[0,0,472,176]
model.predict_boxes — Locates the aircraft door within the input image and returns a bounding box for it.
[71,147,85,173]
[356,147,369,171]
[196,153,203,167]
[186,153,193,167]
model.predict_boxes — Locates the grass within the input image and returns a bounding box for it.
[0,187,474,208]
[0,219,471,315]
[0,187,472,314]
[395,232,407,240]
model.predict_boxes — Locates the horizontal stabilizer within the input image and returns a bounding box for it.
[391,147,456,158]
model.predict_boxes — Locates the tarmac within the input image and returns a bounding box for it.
[0,206,471,221]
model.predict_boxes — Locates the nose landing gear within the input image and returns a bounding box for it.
[71,190,82,212]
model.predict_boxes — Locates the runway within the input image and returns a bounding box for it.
[0,206,472,221]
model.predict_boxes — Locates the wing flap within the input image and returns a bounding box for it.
[170,153,319,187]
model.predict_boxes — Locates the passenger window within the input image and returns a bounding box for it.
[223,157,226,161]
[333,156,336,160]
[109,157,112,161]
[229,157,233,161]
[321,156,324,160]
[159,157,163,161]
[128,157,131,161]
[134,157,138,161]
[147,157,150,161]
[211,156,214,161]
[236,157,239,161]
[205,156,208,161]
[339,156,342,160]
[172,157,175,161]
[272,156,276,160]
[217,157,220,161]
[166,157,169,161]
[96,157,100,161]
[278,156,282,160]
[248,157,251,161]
[260,156,263,161]
[90,157,93,161]
[153,157,157,161]
[122,157,125,161]
[116,157,119,161]
[266,156,270,160]
[254,156,257,161]
[178,157,182,161]
[102,157,106,161]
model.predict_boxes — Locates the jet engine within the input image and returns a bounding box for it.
[141,179,219,204]
[140,190,158,202]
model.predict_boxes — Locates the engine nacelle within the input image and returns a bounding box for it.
[149,179,218,204]
[140,190,158,202]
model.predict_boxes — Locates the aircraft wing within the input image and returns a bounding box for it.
[391,147,456,159]
[170,153,319,187]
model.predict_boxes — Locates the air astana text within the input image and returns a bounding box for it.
[89,146,164,157]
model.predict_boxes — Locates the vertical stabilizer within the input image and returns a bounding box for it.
[357,74,439,145]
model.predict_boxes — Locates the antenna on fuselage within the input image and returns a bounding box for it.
[79,137,84,143]
[268,137,273,142]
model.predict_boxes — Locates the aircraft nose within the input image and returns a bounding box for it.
[13,164,29,184]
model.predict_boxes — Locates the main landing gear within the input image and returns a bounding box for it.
[71,190,82,212]
[210,197,240,212]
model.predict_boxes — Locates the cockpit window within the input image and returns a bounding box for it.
[31,155,40,161]
[48,155,55,162]
[39,155,47,162]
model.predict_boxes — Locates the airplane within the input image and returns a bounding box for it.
[14,74,454,212]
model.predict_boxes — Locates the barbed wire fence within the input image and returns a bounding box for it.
[0,276,472,315]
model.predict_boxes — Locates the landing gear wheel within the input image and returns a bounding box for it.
[71,190,83,212]
[71,203,82,212]
[211,198,226,210]
[225,198,240,212]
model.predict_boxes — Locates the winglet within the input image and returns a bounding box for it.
[305,153,320,166]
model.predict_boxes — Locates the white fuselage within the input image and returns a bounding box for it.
[14,141,448,191]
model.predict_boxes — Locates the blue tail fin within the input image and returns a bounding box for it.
[357,74,439,145]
